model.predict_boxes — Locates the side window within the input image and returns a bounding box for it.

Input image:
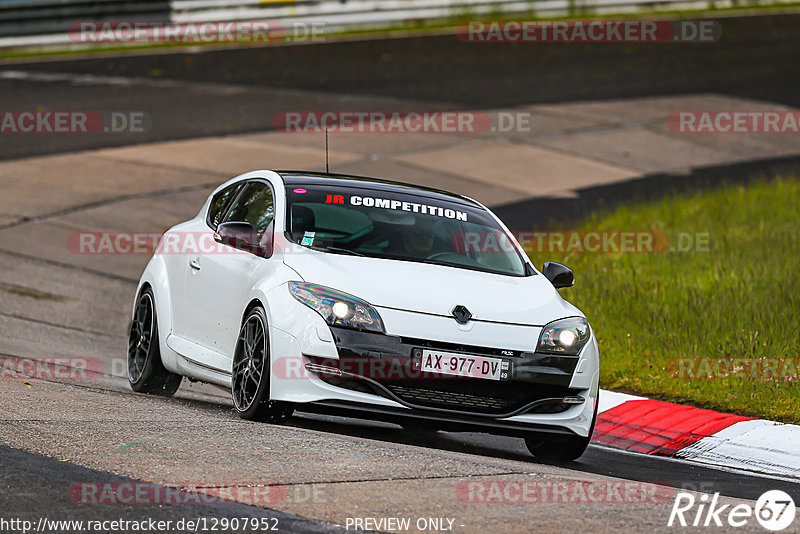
[221,182,275,236]
[207,183,242,229]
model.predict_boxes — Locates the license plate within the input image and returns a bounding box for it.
[416,349,510,381]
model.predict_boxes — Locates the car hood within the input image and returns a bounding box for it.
[282,247,581,326]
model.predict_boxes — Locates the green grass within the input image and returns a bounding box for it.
[526,178,800,423]
[2,3,800,61]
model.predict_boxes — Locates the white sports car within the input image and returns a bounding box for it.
[128,171,599,461]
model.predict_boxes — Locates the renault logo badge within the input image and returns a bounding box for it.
[452,305,472,325]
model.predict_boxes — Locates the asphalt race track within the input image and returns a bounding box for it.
[1,12,800,533]
[0,445,337,533]
[1,13,799,161]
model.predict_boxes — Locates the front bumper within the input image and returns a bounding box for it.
[266,284,599,437]
[306,327,585,418]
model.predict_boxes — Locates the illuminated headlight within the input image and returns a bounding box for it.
[536,317,590,356]
[288,282,385,333]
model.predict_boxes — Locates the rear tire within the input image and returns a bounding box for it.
[231,306,293,423]
[525,396,598,462]
[127,288,182,396]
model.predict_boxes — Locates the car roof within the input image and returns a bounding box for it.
[276,171,481,208]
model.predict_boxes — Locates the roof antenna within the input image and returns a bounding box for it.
[325,127,330,174]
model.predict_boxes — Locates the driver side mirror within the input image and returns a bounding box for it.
[542,261,574,289]
[215,222,267,257]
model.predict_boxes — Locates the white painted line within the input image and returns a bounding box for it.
[598,388,645,413]
[677,419,800,479]
[589,442,800,485]
[0,70,250,95]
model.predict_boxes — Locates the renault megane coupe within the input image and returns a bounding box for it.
[127,171,599,461]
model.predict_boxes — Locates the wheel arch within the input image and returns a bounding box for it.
[134,255,178,371]
[232,292,293,423]
[241,298,266,326]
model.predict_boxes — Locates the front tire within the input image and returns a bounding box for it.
[127,288,182,396]
[231,307,293,423]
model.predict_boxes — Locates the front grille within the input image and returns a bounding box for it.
[311,367,581,415]
[386,384,508,412]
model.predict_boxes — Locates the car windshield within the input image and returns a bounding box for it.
[284,184,527,276]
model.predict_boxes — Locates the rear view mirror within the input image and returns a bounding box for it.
[542,261,574,289]
[215,222,266,257]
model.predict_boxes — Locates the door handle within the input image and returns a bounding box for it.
[189,259,201,271]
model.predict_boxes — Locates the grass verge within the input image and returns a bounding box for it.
[526,177,800,423]
[1,4,799,61]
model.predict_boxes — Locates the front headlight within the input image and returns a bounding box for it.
[288,282,385,333]
[536,317,590,356]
